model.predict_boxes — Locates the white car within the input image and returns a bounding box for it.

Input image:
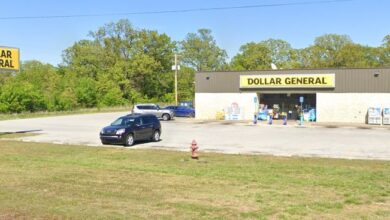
[132,104,175,121]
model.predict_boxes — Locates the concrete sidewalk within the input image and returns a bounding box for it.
[187,118,390,130]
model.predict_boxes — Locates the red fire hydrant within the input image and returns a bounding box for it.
[190,140,199,159]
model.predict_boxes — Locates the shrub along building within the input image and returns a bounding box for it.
[195,68,390,123]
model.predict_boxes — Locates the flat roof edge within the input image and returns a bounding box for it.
[197,67,390,74]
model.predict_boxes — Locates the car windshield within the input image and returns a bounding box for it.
[111,117,135,126]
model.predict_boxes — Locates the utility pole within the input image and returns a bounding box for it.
[174,54,178,106]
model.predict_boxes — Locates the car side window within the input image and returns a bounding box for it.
[124,118,132,126]
[135,118,143,125]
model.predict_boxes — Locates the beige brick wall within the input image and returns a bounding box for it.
[195,92,390,123]
[195,93,257,120]
[317,93,390,123]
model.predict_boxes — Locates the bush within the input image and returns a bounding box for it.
[54,89,78,111]
[99,87,126,107]
[75,77,97,108]
[0,81,46,113]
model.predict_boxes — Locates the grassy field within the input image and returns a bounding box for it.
[0,106,131,121]
[0,104,161,121]
[0,140,389,219]
[0,103,176,121]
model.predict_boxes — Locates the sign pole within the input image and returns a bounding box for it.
[174,54,178,106]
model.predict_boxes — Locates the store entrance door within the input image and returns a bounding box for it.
[258,93,316,120]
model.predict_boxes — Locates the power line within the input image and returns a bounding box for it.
[0,0,352,20]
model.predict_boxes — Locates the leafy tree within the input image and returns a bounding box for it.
[62,40,106,79]
[86,19,176,101]
[380,35,390,66]
[54,87,78,111]
[260,39,300,69]
[180,29,227,71]
[89,19,137,61]
[96,75,127,107]
[381,35,390,48]
[126,53,165,98]
[75,77,97,107]
[49,70,79,111]
[177,66,195,101]
[60,19,178,105]
[230,42,272,70]
[17,60,61,110]
[309,34,353,68]
[3,22,390,115]
[137,30,176,71]
[295,48,313,68]
[0,72,13,86]
[338,44,381,68]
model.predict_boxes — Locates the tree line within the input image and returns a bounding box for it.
[0,19,389,113]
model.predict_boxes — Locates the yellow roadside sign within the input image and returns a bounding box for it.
[0,47,20,71]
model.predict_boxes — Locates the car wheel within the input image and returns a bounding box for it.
[162,114,170,121]
[124,133,134,146]
[152,130,160,142]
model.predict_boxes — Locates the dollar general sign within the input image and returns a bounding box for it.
[0,47,20,71]
[240,74,335,88]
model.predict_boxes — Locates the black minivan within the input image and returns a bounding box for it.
[100,114,161,146]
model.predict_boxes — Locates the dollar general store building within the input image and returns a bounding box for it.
[195,68,390,123]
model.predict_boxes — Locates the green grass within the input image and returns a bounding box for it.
[0,106,132,121]
[0,140,389,219]
[0,103,175,121]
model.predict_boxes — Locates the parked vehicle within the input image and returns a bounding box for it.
[132,104,174,121]
[179,101,194,108]
[164,105,195,117]
[100,114,161,146]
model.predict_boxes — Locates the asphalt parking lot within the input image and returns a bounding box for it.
[1,112,390,160]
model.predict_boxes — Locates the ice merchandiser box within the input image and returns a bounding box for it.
[367,107,382,125]
[383,107,390,125]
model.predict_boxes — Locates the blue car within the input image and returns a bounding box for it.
[164,105,195,117]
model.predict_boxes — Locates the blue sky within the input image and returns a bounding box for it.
[1,0,389,66]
